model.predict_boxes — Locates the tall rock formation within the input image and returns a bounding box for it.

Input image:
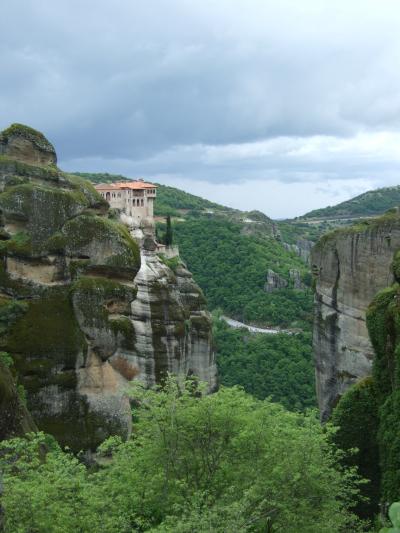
[0,124,216,451]
[312,212,400,421]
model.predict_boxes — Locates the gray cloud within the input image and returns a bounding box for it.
[1,0,400,216]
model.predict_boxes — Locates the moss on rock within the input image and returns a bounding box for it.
[0,124,142,450]
[0,361,37,440]
[72,276,137,356]
[6,286,86,370]
[63,215,140,277]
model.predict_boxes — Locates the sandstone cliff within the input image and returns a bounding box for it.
[0,124,216,451]
[312,212,400,420]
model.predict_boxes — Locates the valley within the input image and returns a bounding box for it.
[2,127,400,531]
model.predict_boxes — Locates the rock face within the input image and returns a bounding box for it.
[289,269,304,290]
[283,239,313,265]
[0,123,57,166]
[312,213,400,421]
[0,124,216,450]
[264,269,288,292]
[264,268,304,292]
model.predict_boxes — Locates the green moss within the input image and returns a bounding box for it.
[1,231,33,257]
[68,258,90,279]
[65,173,107,208]
[0,155,60,182]
[0,360,36,440]
[110,317,135,350]
[63,215,140,273]
[158,254,180,272]
[71,276,136,346]
[0,157,106,206]
[0,298,28,343]
[0,183,91,251]
[37,391,129,453]
[6,287,86,372]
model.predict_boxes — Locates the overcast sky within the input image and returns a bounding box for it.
[2,1,400,218]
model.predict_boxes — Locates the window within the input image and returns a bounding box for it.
[141,199,144,206]
[106,192,111,201]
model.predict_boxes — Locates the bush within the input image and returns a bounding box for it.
[0,377,365,533]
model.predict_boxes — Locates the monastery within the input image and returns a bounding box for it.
[95,180,157,225]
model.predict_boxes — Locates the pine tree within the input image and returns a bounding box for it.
[165,215,173,246]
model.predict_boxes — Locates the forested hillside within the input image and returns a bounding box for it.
[172,217,312,328]
[302,185,400,220]
[214,316,315,410]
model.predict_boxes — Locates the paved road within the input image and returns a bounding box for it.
[220,316,291,335]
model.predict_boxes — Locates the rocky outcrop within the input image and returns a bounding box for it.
[0,124,216,451]
[289,269,304,290]
[283,239,313,265]
[239,210,279,239]
[312,213,400,421]
[0,123,57,166]
[264,268,304,292]
[264,269,288,292]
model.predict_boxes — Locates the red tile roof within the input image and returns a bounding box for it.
[94,181,157,191]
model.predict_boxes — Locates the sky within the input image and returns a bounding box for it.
[1,0,400,218]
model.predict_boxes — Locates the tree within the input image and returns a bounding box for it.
[165,215,173,246]
[0,377,364,532]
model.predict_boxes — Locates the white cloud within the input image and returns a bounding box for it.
[2,0,400,216]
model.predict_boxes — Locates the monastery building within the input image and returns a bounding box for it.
[95,180,157,225]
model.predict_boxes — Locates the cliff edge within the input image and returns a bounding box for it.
[312,211,400,420]
[0,124,216,451]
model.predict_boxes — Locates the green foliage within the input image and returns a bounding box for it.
[0,377,364,532]
[303,186,400,219]
[76,172,224,216]
[0,351,13,368]
[174,217,313,327]
[363,274,400,504]
[380,502,400,532]
[155,183,223,215]
[0,432,89,532]
[165,215,173,245]
[331,377,380,520]
[214,316,316,410]
[158,254,180,272]
[277,219,324,244]
[72,171,130,184]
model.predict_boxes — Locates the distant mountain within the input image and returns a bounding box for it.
[301,185,400,220]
